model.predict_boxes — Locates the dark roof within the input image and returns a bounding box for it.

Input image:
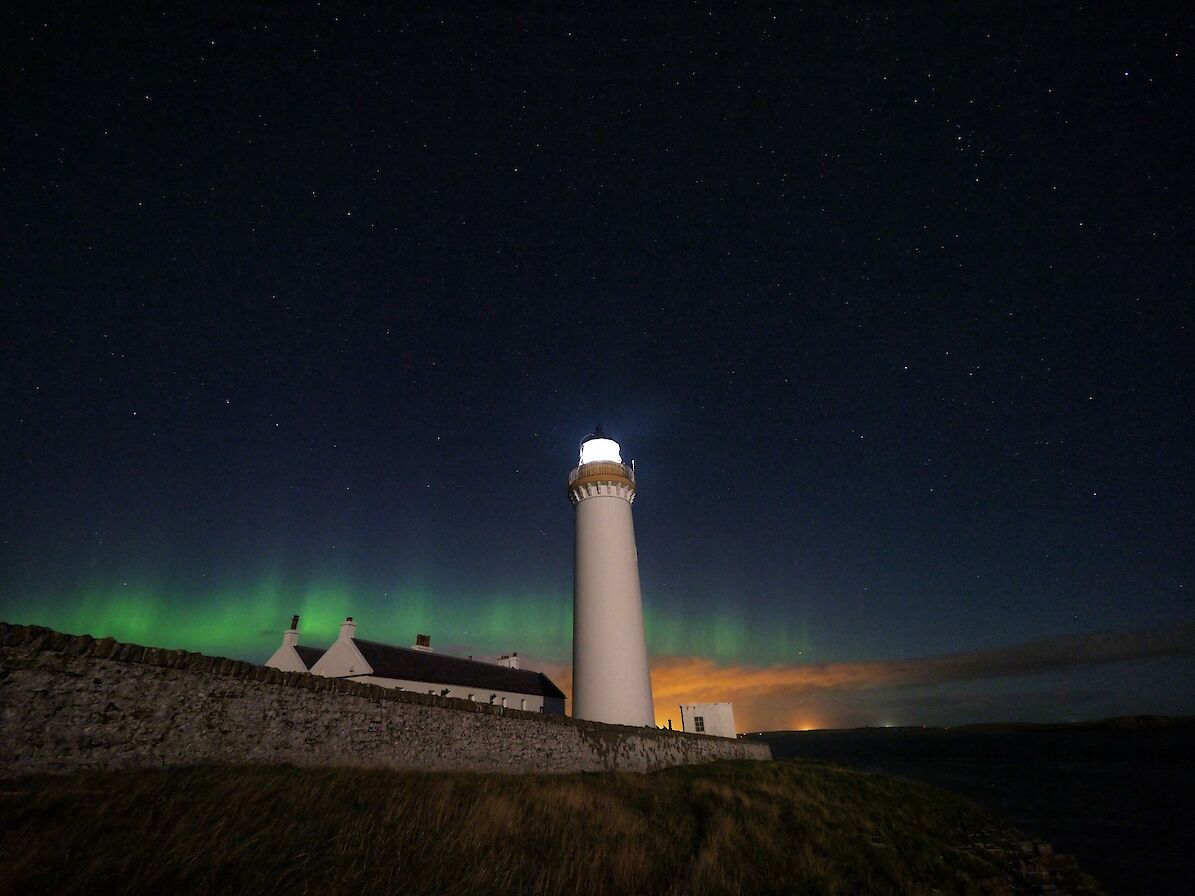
[351,639,566,699]
[294,645,326,669]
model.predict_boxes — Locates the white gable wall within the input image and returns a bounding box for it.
[264,644,310,673]
[680,702,737,738]
[264,625,311,673]
[310,621,372,678]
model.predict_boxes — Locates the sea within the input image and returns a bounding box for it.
[747,725,1195,896]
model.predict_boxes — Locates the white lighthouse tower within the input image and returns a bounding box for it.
[568,427,655,726]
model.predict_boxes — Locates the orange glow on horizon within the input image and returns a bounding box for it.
[532,621,1195,732]
[647,656,841,732]
[544,654,839,731]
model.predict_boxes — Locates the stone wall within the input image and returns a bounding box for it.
[0,623,771,776]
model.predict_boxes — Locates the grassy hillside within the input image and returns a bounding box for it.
[0,760,1101,895]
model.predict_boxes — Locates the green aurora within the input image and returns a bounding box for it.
[0,576,812,666]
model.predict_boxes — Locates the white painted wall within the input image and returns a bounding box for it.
[264,643,309,673]
[309,619,371,678]
[680,702,737,738]
[264,625,309,673]
[347,676,543,712]
[572,474,655,727]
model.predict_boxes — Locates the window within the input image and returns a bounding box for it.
[468,693,474,702]
[501,697,508,708]
[694,716,705,733]
[520,699,527,711]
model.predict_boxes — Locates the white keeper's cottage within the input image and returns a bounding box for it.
[265,615,566,714]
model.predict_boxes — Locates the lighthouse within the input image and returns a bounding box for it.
[568,427,655,726]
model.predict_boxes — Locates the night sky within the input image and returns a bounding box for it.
[4,4,1192,730]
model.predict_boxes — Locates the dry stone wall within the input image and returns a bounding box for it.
[0,623,771,776]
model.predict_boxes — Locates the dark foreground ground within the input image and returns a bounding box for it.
[748,725,1195,896]
[0,760,1101,896]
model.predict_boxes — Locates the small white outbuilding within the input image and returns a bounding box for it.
[679,702,737,738]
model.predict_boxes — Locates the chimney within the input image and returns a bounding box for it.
[282,615,300,648]
[413,633,432,652]
[339,616,356,641]
[496,652,520,669]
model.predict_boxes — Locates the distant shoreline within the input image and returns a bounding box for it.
[747,714,1195,736]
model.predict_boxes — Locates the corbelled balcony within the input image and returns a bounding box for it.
[568,461,636,491]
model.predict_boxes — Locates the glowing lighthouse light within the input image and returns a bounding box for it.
[579,436,622,465]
